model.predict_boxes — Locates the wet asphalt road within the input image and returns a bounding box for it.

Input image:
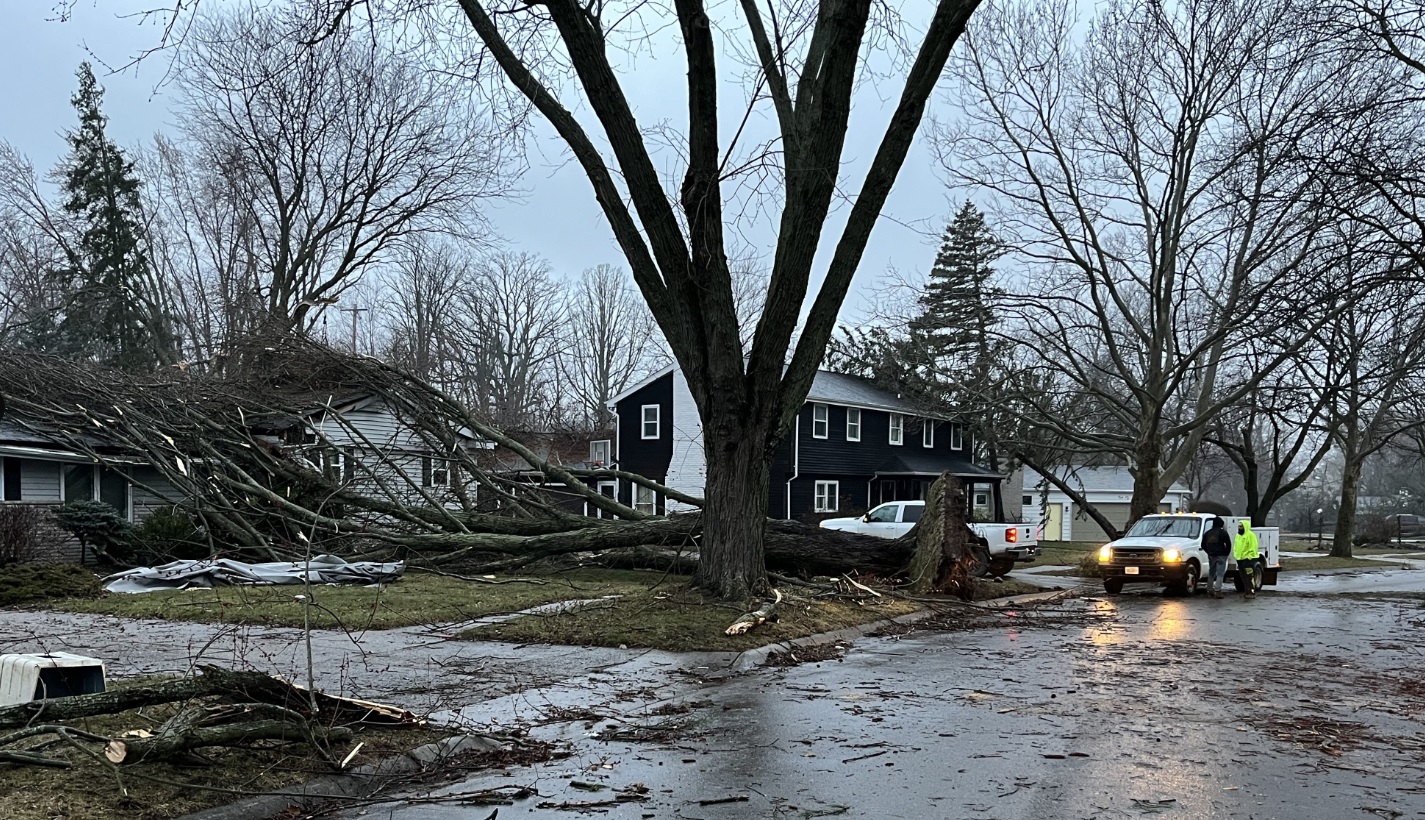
[353,592,1425,820]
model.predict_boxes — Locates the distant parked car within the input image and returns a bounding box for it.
[1384,514,1424,537]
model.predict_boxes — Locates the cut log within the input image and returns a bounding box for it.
[0,666,416,730]
[105,717,353,764]
[725,589,783,635]
[0,668,278,730]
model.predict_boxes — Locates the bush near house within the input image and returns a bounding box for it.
[53,500,131,565]
[0,563,103,607]
[0,505,44,566]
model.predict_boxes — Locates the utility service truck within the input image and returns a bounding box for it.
[819,500,1042,577]
[1095,512,1280,596]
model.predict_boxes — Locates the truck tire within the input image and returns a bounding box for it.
[1104,577,1124,595]
[1231,561,1264,593]
[1168,561,1200,597]
[987,557,1015,578]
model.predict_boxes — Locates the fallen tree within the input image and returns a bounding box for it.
[0,339,989,590]
[0,665,418,773]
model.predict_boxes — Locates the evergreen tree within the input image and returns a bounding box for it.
[910,201,1002,367]
[908,201,1012,472]
[52,63,170,370]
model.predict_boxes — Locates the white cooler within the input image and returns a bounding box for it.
[0,652,107,706]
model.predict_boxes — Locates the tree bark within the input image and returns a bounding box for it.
[1129,437,1165,522]
[695,417,773,599]
[907,474,973,595]
[0,668,277,730]
[1331,454,1364,558]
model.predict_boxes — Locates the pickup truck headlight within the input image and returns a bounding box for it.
[1162,548,1182,563]
[1097,545,1112,562]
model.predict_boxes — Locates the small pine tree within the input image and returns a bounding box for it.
[51,63,171,370]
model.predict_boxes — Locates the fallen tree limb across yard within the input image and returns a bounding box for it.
[0,665,416,731]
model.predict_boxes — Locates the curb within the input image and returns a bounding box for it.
[728,609,936,672]
[172,732,503,820]
[971,586,1087,609]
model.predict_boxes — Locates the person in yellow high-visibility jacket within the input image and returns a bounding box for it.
[1234,520,1261,599]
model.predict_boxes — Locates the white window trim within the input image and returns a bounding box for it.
[592,480,618,519]
[814,480,840,513]
[634,484,657,515]
[951,424,963,450]
[641,404,661,440]
[922,420,934,448]
[889,414,904,446]
[846,408,861,442]
[589,439,612,465]
[811,403,829,439]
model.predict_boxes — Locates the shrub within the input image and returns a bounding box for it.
[53,500,132,565]
[1076,552,1101,578]
[0,562,103,607]
[0,505,43,566]
[129,507,208,563]
[1353,515,1393,547]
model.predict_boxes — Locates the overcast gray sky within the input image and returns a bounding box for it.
[2,1,960,323]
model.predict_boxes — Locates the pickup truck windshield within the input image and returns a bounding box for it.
[1125,517,1202,538]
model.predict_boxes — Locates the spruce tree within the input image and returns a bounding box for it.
[908,201,1010,472]
[910,200,1002,367]
[53,63,167,370]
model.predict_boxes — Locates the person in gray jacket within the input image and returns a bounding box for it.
[1201,517,1233,599]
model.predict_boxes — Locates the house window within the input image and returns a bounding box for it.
[846,408,861,441]
[812,404,829,439]
[814,480,839,513]
[641,405,660,439]
[1022,495,1034,506]
[593,480,617,519]
[63,464,94,504]
[60,464,130,518]
[889,414,903,446]
[634,484,656,515]
[422,457,451,487]
[974,492,989,507]
[922,420,934,448]
[1,458,20,501]
[950,424,963,450]
[589,439,611,466]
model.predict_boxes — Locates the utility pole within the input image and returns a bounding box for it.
[339,307,369,354]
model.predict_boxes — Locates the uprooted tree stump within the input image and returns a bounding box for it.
[906,473,984,599]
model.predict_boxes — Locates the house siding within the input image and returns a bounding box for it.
[614,373,673,507]
[20,459,63,503]
[663,370,705,512]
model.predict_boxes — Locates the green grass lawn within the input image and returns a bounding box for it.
[34,566,1056,651]
[1033,541,1101,567]
[46,568,670,630]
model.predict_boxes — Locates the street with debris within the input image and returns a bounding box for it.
[360,589,1425,820]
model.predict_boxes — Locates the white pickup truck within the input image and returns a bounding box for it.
[1095,513,1281,596]
[818,500,1041,577]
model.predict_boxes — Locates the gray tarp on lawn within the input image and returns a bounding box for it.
[103,555,406,594]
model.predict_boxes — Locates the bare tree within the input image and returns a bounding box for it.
[172,3,509,334]
[453,0,982,597]
[1205,353,1335,527]
[378,239,477,388]
[455,252,568,431]
[943,0,1373,525]
[1303,229,1425,557]
[557,263,661,432]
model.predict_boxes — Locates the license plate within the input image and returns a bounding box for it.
[1124,566,1139,575]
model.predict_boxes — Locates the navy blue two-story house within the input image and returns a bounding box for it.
[600,365,1002,521]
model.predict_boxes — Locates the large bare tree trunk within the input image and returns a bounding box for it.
[1331,455,1364,558]
[696,419,772,599]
